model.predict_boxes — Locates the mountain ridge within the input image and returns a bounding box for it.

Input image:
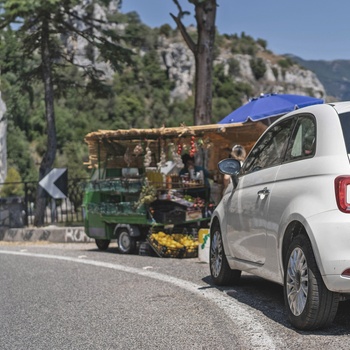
[286,54,350,101]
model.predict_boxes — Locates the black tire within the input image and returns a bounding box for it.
[209,223,241,286]
[95,239,110,251]
[117,227,136,254]
[284,234,339,330]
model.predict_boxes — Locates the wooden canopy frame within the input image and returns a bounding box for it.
[84,122,267,172]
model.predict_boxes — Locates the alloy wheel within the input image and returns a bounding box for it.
[211,230,223,278]
[286,247,308,316]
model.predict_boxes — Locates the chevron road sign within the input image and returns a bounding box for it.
[39,168,68,199]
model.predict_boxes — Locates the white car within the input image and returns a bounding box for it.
[210,102,350,330]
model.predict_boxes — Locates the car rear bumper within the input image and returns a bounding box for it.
[322,275,350,294]
[307,210,350,293]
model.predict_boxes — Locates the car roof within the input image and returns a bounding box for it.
[328,101,350,114]
[276,101,350,123]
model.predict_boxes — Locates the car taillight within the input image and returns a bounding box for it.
[341,269,350,278]
[335,176,350,213]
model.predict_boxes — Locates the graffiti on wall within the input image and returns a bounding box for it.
[1,227,94,243]
[65,228,94,243]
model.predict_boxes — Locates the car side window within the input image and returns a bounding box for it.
[242,118,295,174]
[285,115,316,161]
[338,112,350,153]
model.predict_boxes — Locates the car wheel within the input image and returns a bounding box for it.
[117,227,136,254]
[95,239,110,251]
[210,223,241,286]
[284,234,339,330]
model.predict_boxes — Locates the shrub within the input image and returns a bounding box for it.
[0,167,24,197]
[227,58,240,76]
[250,57,267,80]
[256,38,267,50]
[278,58,294,69]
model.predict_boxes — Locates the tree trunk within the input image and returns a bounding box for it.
[171,0,217,126]
[193,0,216,125]
[33,19,57,227]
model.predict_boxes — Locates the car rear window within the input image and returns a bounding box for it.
[339,112,350,153]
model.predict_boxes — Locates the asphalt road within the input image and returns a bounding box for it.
[0,242,349,350]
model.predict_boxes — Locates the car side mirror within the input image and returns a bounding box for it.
[218,158,241,188]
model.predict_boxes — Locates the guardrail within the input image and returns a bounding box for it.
[0,178,87,228]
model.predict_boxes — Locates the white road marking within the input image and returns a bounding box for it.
[0,250,276,349]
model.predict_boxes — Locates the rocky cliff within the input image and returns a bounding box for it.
[287,55,350,101]
[68,3,326,103]
[158,36,326,103]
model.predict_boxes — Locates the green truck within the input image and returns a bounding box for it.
[82,123,264,254]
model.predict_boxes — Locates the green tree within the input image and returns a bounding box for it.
[212,63,253,122]
[0,167,24,197]
[250,57,267,80]
[0,0,133,226]
[6,122,37,181]
[170,0,217,125]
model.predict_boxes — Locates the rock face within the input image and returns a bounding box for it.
[288,55,350,101]
[159,40,196,101]
[230,54,325,98]
[63,0,121,78]
[159,38,326,102]
[67,4,326,102]
[0,93,7,184]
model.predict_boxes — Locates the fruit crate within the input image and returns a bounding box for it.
[171,231,199,259]
[183,247,198,258]
[150,200,187,224]
[147,228,198,258]
[147,234,185,258]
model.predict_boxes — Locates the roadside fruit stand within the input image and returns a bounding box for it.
[82,122,266,256]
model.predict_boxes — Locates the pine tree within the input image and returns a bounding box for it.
[0,0,133,225]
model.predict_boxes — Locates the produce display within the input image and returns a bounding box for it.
[135,184,157,208]
[148,231,199,258]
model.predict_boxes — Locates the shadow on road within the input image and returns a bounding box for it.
[201,274,350,335]
[84,242,350,334]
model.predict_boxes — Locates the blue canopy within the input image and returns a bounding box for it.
[218,93,324,124]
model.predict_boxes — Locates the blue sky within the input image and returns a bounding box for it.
[120,0,350,61]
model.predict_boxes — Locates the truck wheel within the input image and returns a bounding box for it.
[117,227,136,254]
[95,239,110,251]
[210,222,241,286]
[284,234,339,330]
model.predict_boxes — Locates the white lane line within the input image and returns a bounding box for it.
[0,250,276,349]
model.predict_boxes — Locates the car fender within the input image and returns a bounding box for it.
[276,207,325,278]
[210,200,232,255]
[273,163,345,278]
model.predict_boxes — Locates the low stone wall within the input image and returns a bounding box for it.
[1,226,94,243]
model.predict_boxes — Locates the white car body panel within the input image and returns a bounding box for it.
[212,102,350,293]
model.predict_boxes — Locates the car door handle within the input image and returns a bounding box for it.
[257,187,270,199]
